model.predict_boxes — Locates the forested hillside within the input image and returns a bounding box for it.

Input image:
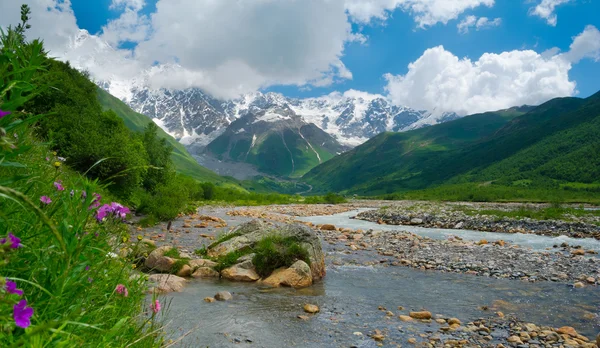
[304,94,600,200]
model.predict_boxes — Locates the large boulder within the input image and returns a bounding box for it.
[262,260,313,288]
[145,246,176,272]
[208,220,325,281]
[221,260,260,282]
[148,274,186,293]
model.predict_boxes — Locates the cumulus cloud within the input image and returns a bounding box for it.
[529,0,572,26]
[560,25,600,63]
[457,16,502,34]
[384,25,600,115]
[344,0,495,28]
[101,8,151,46]
[110,0,146,11]
[0,0,79,55]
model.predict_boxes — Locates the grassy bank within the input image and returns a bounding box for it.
[1,9,163,346]
[376,183,600,205]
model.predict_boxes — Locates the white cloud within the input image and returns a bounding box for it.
[384,25,600,115]
[100,8,151,46]
[529,0,572,26]
[110,0,146,11]
[0,0,79,55]
[560,25,600,63]
[457,15,502,34]
[344,0,495,28]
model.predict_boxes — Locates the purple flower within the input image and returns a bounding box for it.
[1,233,22,249]
[40,196,52,205]
[96,202,130,222]
[45,157,50,162]
[54,181,65,191]
[88,277,93,283]
[0,109,11,119]
[85,265,90,271]
[5,281,23,296]
[81,191,87,199]
[13,300,33,328]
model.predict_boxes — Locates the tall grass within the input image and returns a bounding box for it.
[0,12,163,346]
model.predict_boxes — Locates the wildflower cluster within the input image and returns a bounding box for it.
[96,202,131,222]
[1,234,34,329]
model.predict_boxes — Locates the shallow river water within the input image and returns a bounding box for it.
[299,209,600,253]
[161,210,600,347]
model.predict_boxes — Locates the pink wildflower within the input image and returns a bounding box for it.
[54,181,65,191]
[40,196,52,205]
[115,284,129,297]
[150,299,161,314]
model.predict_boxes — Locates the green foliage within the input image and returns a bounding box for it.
[0,17,163,346]
[306,92,600,203]
[201,182,215,200]
[170,259,190,274]
[213,250,252,273]
[163,248,181,259]
[194,246,208,257]
[140,122,174,191]
[252,236,311,277]
[96,87,230,183]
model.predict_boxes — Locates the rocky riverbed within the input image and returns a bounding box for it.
[357,202,600,240]
[131,202,600,346]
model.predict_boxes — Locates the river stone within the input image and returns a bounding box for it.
[148,274,186,293]
[207,220,326,281]
[262,260,313,288]
[409,311,432,320]
[320,224,336,231]
[596,333,599,346]
[221,260,260,282]
[409,218,423,225]
[303,304,319,313]
[176,264,192,277]
[215,291,232,301]
[188,259,218,269]
[145,246,176,273]
[191,267,219,278]
[556,326,578,337]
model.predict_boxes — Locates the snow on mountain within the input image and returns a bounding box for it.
[67,29,460,149]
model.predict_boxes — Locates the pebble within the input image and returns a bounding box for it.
[303,304,320,314]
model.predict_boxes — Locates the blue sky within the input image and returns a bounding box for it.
[2,0,596,115]
[67,0,600,102]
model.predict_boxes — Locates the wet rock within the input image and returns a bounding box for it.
[303,304,319,314]
[507,335,522,344]
[191,267,219,278]
[221,260,260,282]
[556,326,578,337]
[147,274,186,293]
[448,318,461,326]
[399,315,413,322]
[204,297,215,303]
[409,311,432,320]
[144,246,176,272]
[320,224,337,231]
[297,315,310,320]
[176,264,192,277]
[188,259,218,269]
[214,291,232,301]
[409,218,423,225]
[573,281,585,288]
[208,220,325,281]
[262,260,313,288]
[572,249,586,256]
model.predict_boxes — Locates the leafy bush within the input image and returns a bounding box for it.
[252,236,311,277]
[0,12,163,345]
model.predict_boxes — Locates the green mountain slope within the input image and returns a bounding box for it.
[206,106,347,178]
[97,88,227,183]
[304,94,600,195]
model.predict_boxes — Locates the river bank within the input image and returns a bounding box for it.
[132,201,600,346]
[356,201,600,240]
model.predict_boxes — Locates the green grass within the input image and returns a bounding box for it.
[212,250,253,273]
[378,183,600,205]
[252,236,311,277]
[163,248,181,259]
[207,231,243,249]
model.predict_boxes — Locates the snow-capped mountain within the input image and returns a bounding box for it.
[67,29,460,149]
[101,81,459,148]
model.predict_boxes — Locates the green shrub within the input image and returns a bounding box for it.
[252,236,311,277]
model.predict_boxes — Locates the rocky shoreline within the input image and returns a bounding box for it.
[357,203,600,240]
[317,225,600,287]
